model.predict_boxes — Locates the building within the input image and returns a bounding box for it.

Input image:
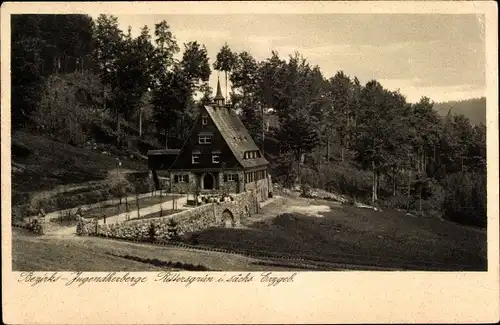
[148,78,271,202]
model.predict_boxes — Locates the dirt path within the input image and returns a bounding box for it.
[96,196,189,225]
[40,195,190,238]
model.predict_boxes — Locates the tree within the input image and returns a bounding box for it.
[152,41,211,146]
[407,97,442,174]
[181,41,211,90]
[352,81,410,204]
[229,51,262,138]
[214,43,237,99]
[326,71,357,161]
[11,14,95,129]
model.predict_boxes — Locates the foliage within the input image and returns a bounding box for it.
[442,172,487,228]
[30,72,104,145]
[167,218,181,241]
[214,42,237,98]
[148,222,157,242]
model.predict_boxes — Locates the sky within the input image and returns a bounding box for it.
[104,14,485,103]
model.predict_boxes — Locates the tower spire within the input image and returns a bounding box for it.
[214,77,225,106]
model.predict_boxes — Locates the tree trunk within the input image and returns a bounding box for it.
[326,138,330,162]
[116,113,121,148]
[261,105,265,154]
[419,186,422,214]
[139,108,142,137]
[136,192,140,219]
[392,167,396,196]
[372,160,376,205]
[297,151,302,187]
[225,71,228,101]
[407,170,412,211]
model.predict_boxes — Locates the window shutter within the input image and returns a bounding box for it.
[224,174,228,182]
[185,174,189,183]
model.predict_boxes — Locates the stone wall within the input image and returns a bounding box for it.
[169,171,197,193]
[245,173,273,203]
[90,189,260,241]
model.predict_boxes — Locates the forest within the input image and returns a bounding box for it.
[11,14,487,228]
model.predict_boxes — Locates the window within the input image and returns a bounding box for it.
[226,173,237,182]
[202,116,208,125]
[212,153,220,164]
[199,135,212,144]
[174,174,189,183]
[192,152,200,164]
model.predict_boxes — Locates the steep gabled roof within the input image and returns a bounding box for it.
[205,105,269,169]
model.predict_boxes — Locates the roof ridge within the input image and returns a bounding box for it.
[204,105,269,169]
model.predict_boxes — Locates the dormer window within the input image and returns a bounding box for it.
[199,134,212,144]
[202,116,208,125]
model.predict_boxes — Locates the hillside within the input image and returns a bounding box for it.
[11,131,150,219]
[434,97,486,125]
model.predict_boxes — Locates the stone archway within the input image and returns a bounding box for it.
[221,209,234,228]
[202,173,215,190]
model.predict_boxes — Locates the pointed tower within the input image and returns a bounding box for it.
[214,77,225,107]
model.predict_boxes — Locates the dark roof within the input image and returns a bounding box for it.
[147,149,181,156]
[205,105,269,168]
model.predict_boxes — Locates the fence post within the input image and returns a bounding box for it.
[136,191,140,219]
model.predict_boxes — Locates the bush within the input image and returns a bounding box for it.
[167,218,180,241]
[383,192,412,211]
[30,72,105,146]
[148,222,157,243]
[442,172,486,228]
[27,218,45,235]
[300,161,372,201]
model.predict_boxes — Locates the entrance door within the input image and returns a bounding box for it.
[203,173,214,190]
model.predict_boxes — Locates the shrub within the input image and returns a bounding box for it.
[300,161,372,200]
[442,172,486,228]
[148,222,157,243]
[167,218,180,241]
[28,218,45,235]
[383,192,412,211]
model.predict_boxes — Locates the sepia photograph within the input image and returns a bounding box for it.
[2,1,498,324]
[9,11,489,272]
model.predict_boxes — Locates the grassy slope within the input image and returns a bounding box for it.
[11,131,148,213]
[12,229,165,271]
[12,228,288,271]
[188,199,487,271]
